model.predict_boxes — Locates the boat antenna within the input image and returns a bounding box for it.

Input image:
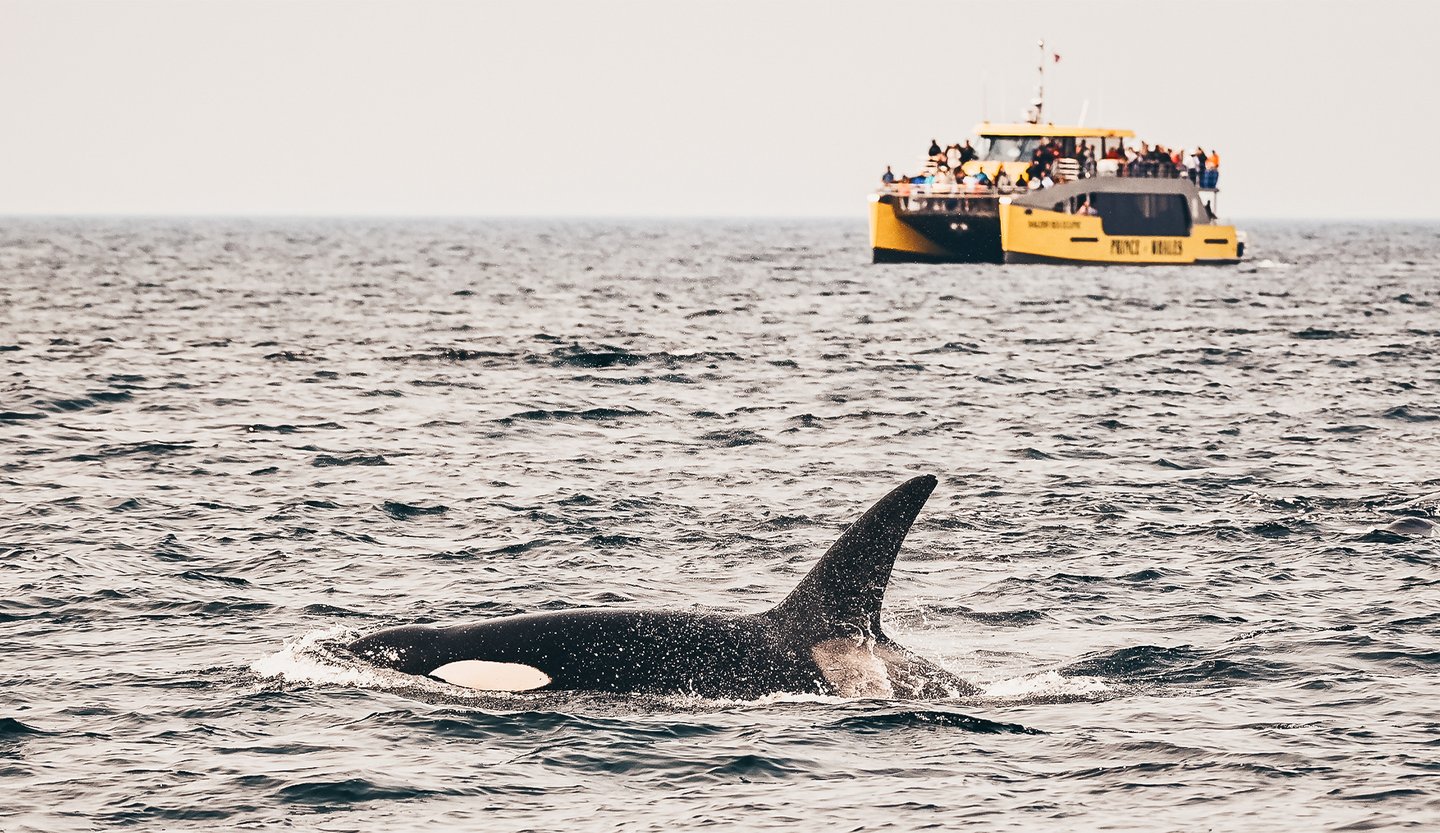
[1028,39,1045,124]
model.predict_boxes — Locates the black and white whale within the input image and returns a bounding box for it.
[348,474,976,699]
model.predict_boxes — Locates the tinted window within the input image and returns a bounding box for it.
[1093,193,1191,236]
[984,137,1041,162]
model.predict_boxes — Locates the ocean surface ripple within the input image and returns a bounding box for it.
[2,218,1439,831]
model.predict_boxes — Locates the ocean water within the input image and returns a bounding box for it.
[2,217,1438,831]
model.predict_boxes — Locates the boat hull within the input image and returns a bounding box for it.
[870,177,1243,266]
[869,195,1002,264]
[998,202,1242,265]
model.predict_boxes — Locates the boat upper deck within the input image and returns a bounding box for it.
[875,171,1226,224]
[882,123,1222,204]
[878,125,1225,221]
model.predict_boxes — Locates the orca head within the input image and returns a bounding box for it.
[348,624,442,676]
[348,624,555,692]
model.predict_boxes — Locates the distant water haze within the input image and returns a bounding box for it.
[1,0,1435,219]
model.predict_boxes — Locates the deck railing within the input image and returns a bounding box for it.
[879,165,1220,204]
[880,184,1017,198]
[879,189,1005,215]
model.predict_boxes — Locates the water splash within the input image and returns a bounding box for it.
[981,670,1112,699]
[251,626,389,688]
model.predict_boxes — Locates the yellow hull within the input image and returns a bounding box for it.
[869,197,950,259]
[868,195,1003,263]
[998,204,1242,265]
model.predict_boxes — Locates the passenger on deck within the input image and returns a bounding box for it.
[1163,146,1180,177]
[1154,145,1171,176]
[1134,142,1152,176]
[1033,142,1056,171]
[1205,150,1221,187]
[1146,144,1171,177]
[958,140,977,165]
[1122,146,1139,176]
[928,138,943,158]
[995,168,1011,189]
[881,166,895,185]
[1077,197,1098,216]
[1074,141,1094,178]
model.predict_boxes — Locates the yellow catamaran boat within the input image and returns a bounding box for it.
[870,47,1243,266]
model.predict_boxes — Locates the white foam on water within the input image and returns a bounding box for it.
[251,626,393,688]
[749,691,848,706]
[980,670,1111,699]
[656,689,848,710]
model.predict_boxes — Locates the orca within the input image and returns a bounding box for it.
[347,474,976,699]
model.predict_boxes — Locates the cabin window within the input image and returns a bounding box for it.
[1091,193,1191,236]
[983,136,1041,162]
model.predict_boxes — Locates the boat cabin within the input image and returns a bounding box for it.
[964,123,1136,181]
[976,123,1135,162]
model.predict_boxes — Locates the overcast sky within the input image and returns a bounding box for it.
[2,0,1436,219]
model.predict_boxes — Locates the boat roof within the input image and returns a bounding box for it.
[975,122,1135,139]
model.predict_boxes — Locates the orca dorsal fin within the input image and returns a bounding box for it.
[767,475,936,638]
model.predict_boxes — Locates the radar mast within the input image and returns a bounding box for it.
[1027,39,1046,124]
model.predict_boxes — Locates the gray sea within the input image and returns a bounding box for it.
[2,218,1439,831]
